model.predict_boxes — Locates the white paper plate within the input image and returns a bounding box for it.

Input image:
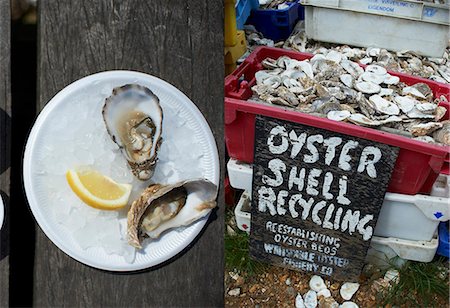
[23,71,220,271]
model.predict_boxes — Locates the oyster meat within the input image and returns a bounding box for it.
[127,179,218,249]
[103,84,163,181]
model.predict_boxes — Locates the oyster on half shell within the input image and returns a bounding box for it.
[103,84,163,181]
[127,179,218,249]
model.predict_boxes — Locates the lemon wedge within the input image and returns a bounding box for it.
[66,168,132,210]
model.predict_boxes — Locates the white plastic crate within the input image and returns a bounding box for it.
[227,158,253,192]
[234,190,251,233]
[228,158,450,241]
[367,235,439,264]
[431,173,450,198]
[301,0,449,57]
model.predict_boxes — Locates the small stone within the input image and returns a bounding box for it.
[296,293,305,308]
[249,285,259,294]
[287,286,297,296]
[228,288,241,297]
[229,271,240,281]
[304,290,318,308]
[286,277,292,286]
[330,283,340,291]
[281,273,289,283]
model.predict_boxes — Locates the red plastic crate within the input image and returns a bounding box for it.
[224,47,450,195]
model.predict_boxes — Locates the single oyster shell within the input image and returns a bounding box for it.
[263,75,282,88]
[369,95,400,115]
[255,70,272,84]
[340,282,359,301]
[402,86,426,99]
[361,72,385,84]
[326,50,343,63]
[410,83,432,100]
[341,60,364,77]
[413,136,436,144]
[262,58,278,69]
[359,57,372,65]
[309,275,327,292]
[383,74,400,85]
[328,110,351,121]
[355,81,380,94]
[366,47,380,57]
[415,103,437,114]
[434,106,447,121]
[295,293,305,308]
[277,56,291,69]
[433,121,450,145]
[317,288,331,298]
[304,290,318,308]
[394,96,415,113]
[287,60,314,79]
[127,179,217,248]
[430,75,447,84]
[349,113,381,126]
[339,301,359,308]
[410,122,443,136]
[103,84,163,181]
[365,64,387,75]
[379,88,394,97]
[407,108,435,119]
[384,269,400,284]
[340,74,353,88]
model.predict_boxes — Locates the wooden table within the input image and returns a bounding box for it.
[4,1,224,306]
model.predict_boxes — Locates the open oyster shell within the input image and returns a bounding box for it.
[127,179,218,249]
[102,84,163,181]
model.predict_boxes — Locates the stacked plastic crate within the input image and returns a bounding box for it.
[247,1,305,41]
[225,46,450,265]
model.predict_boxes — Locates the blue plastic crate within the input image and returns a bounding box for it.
[247,2,305,41]
[437,222,449,258]
[236,0,260,30]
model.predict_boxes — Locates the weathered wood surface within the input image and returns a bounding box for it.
[250,116,399,281]
[0,0,11,306]
[36,1,223,306]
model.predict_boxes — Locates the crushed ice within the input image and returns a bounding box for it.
[33,81,205,263]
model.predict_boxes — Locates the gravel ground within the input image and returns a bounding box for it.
[225,264,449,307]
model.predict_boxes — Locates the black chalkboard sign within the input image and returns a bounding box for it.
[250,115,399,281]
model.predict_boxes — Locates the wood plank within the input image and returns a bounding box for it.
[0,0,11,305]
[36,1,223,306]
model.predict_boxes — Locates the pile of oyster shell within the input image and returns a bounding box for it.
[102,84,217,249]
[283,28,450,85]
[251,56,449,145]
[259,0,296,9]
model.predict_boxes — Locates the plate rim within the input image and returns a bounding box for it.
[23,70,220,271]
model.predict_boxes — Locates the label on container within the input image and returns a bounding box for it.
[340,0,422,19]
[249,115,399,281]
